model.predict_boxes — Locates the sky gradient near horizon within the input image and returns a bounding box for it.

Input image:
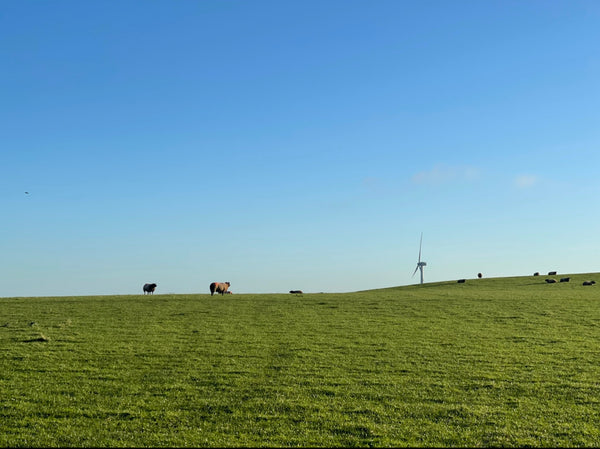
[2,0,599,296]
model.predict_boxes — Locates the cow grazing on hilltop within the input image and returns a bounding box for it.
[545,278,557,284]
[210,282,231,296]
[533,272,540,276]
[560,277,570,283]
[477,273,482,279]
[548,271,557,276]
[457,279,466,283]
[143,283,157,295]
[289,290,303,294]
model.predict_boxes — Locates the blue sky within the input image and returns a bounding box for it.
[2,0,599,296]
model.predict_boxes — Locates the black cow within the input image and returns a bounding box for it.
[477,273,482,279]
[457,279,466,283]
[533,272,540,276]
[560,277,570,283]
[143,283,157,294]
[583,281,596,286]
[548,271,557,275]
[289,290,303,294]
[545,278,557,284]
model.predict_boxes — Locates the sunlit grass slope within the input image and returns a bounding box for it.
[1,273,600,447]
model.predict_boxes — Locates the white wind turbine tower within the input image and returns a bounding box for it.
[412,233,427,284]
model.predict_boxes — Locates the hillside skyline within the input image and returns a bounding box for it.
[2,0,599,296]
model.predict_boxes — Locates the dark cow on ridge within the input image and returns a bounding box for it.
[477,273,482,279]
[457,279,466,283]
[583,281,596,286]
[548,271,557,276]
[143,283,157,295]
[533,272,540,276]
[290,290,303,294]
[560,277,570,283]
[210,282,231,296]
[545,278,557,284]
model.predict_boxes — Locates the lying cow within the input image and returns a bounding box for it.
[583,281,596,286]
[143,283,157,295]
[548,271,557,276]
[545,278,557,284]
[560,277,570,283]
[457,279,466,283]
[210,281,231,296]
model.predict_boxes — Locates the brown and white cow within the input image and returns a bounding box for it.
[210,282,231,296]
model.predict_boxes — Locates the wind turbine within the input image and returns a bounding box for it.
[412,233,427,284]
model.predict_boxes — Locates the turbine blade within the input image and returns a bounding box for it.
[418,233,423,263]
[412,265,419,277]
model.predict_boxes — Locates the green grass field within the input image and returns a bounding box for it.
[2,273,600,447]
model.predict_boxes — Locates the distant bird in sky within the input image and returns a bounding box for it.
[25,191,29,195]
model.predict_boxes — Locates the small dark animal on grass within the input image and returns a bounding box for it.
[545,279,557,284]
[548,271,557,275]
[457,279,466,283]
[290,290,303,294]
[560,277,570,283]
[583,281,596,286]
[143,283,157,294]
[477,273,482,279]
[210,282,231,296]
[533,272,540,276]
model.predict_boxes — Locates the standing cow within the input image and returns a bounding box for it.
[143,283,157,295]
[210,282,231,296]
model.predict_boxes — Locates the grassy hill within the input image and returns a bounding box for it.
[1,273,600,447]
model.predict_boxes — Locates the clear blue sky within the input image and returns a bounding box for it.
[2,0,599,296]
